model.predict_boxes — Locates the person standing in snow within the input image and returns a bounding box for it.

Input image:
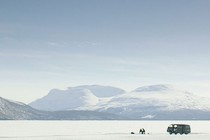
[142,128,145,134]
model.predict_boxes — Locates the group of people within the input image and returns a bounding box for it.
[139,128,145,134]
[130,128,146,134]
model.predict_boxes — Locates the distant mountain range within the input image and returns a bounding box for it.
[0,96,124,120]
[29,85,210,120]
[1,84,210,120]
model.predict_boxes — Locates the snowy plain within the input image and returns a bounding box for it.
[0,121,210,140]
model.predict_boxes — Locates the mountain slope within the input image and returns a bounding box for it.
[0,97,47,120]
[29,85,125,111]
[76,85,126,97]
[0,97,125,120]
[92,85,210,119]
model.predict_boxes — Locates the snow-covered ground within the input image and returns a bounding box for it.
[0,121,210,140]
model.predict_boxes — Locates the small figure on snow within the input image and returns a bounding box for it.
[139,128,145,134]
[142,128,145,134]
[139,128,142,134]
[131,132,135,134]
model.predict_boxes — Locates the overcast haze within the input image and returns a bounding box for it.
[0,0,210,103]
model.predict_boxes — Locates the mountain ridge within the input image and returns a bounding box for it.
[0,96,124,120]
[28,84,210,120]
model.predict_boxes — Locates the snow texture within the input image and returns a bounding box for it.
[0,121,210,140]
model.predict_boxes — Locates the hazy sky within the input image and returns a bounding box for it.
[1,0,210,103]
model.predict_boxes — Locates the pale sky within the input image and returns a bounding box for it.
[0,0,210,103]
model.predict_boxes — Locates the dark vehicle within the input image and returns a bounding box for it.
[167,124,191,135]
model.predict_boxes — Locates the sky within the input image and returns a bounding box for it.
[0,0,210,103]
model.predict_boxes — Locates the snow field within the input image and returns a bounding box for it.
[0,121,210,140]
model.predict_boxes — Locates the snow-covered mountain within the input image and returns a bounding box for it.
[30,88,99,111]
[29,84,210,120]
[29,85,125,111]
[91,85,210,119]
[0,96,124,120]
[0,97,47,120]
[75,85,126,97]
[96,84,210,112]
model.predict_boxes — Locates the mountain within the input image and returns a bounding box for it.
[29,85,126,111]
[30,88,99,111]
[29,84,210,120]
[0,97,47,120]
[0,97,125,120]
[75,85,126,97]
[92,85,210,119]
